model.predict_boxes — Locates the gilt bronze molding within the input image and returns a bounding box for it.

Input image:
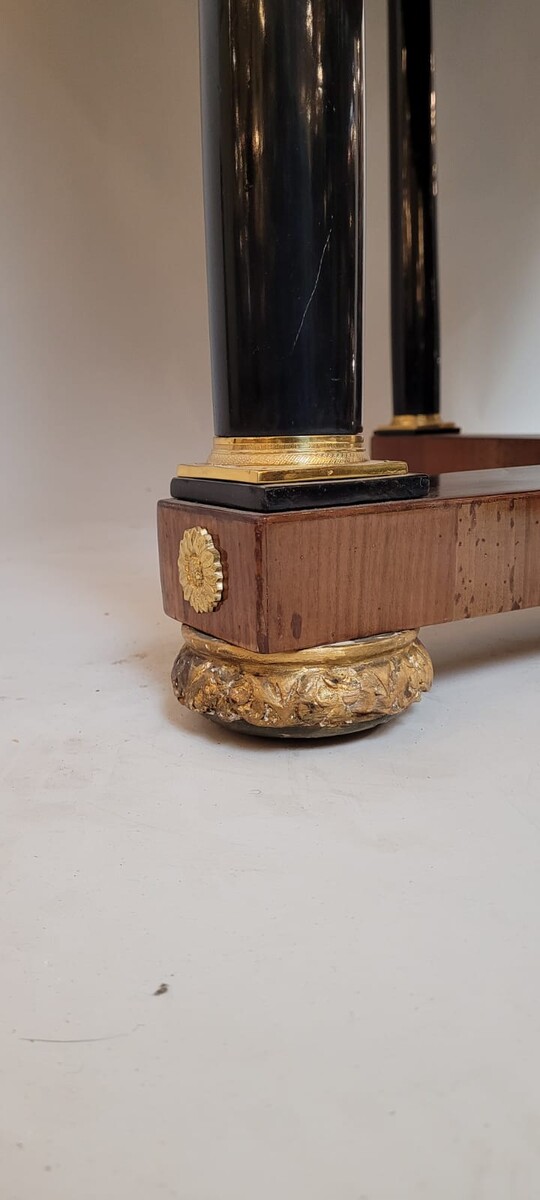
[177,527,223,615]
[172,626,433,739]
[177,434,407,484]
[377,414,459,435]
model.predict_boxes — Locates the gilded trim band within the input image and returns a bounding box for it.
[177,434,408,483]
[172,626,433,739]
[376,414,459,434]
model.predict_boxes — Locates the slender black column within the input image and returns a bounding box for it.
[388,0,442,424]
[199,0,365,438]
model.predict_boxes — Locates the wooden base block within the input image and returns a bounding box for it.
[158,466,540,738]
[371,433,540,475]
[159,467,540,653]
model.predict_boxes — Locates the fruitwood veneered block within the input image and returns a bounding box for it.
[158,466,540,737]
[371,434,540,475]
[159,467,540,652]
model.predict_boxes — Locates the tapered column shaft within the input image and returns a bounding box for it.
[199,0,365,438]
[389,0,440,419]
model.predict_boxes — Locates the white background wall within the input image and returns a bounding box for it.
[1,0,540,536]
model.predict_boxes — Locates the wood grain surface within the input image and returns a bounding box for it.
[158,502,266,651]
[371,433,540,475]
[158,468,540,652]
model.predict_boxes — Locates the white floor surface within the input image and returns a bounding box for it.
[2,520,540,1200]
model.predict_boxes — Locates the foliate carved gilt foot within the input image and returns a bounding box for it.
[172,627,433,740]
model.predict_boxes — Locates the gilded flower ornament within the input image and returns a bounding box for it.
[177,527,223,614]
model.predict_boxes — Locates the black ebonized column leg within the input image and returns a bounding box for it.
[161,1,433,738]
[377,0,458,435]
[200,0,364,439]
[173,0,428,508]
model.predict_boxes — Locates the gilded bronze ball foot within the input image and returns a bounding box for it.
[172,627,433,741]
